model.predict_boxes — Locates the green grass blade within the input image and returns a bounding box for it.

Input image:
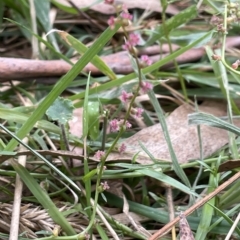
[148,90,191,187]
[5,18,71,62]
[62,33,117,80]
[188,112,240,136]
[0,124,82,192]
[83,72,91,138]
[195,166,216,240]
[70,30,214,103]
[4,24,121,152]
[10,159,76,235]
[96,224,110,240]
[0,108,83,146]
[136,168,197,197]
[146,5,198,45]
[83,73,92,216]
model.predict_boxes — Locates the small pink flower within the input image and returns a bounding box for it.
[140,81,153,93]
[129,33,140,46]
[120,11,133,20]
[120,90,133,102]
[141,55,152,66]
[109,119,120,132]
[125,121,132,129]
[135,108,144,118]
[101,181,110,190]
[232,62,238,69]
[110,119,132,132]
[107,16,115,29]
[104,0,114,4]
[211,54,221,61]
[119,143,127,153]
[94,150,105,160]
[232,59,240,69]
[122,40,132,51]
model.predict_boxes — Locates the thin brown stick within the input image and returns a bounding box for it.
[148,170,240,240]
[9,138,28,240]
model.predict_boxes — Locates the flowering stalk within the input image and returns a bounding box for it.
[89,2,153,234]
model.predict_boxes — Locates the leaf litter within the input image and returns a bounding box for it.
[108,101,240,164]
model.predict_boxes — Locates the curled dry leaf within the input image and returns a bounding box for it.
[55,0,179,15]
[107,101,240,164]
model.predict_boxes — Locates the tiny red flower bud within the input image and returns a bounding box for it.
[94,150,105,160]
[119,143,127,153]
[232,63,238,69]
[211,54,221,61]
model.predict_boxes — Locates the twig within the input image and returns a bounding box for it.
[9,138,28,240]
[148,170,240,240]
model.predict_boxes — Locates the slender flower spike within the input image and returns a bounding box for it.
[109,119,120,132]
[94,150,105,160]
[140,81,153,93]
[107,16,115,29]
[141,55,152,66]
[119,143,127,153]
[120,90,133,102]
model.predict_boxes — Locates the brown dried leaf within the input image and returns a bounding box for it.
[108,101,240,164]
[218,159,240,172]
[55,0,179,15]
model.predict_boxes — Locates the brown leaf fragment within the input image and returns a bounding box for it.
[107,101,240,164]
[179,212,195,240]
[218,159,240,173]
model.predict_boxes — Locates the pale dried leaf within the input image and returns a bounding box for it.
[108,101,240,164]
[68,108,83,166]
[55,0,179,14]
[0,202,88,239]
[122,194,151,237]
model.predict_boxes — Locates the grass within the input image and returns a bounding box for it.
[1,0,240,239]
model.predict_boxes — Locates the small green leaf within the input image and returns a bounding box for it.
[46,97,75,125]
